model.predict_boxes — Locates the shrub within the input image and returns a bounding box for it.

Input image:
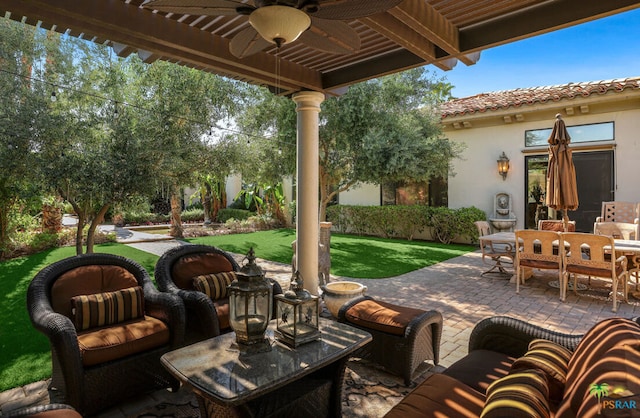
[326,204,486,243]
[217,208,254,223]
[181,207,204,223]
[428,206,487,244]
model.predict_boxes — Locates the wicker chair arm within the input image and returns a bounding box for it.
[469,316,583,357]
[179,288,222,337]
[142,281,186,348]
[5,403,82,417]
[404,310,443,364]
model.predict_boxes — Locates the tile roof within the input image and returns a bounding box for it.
[440,77,640,119]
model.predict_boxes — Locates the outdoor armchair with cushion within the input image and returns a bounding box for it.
[514,229,563,298]
[155,244,283,344]
[561,232,629,312]
[27,253,185,416]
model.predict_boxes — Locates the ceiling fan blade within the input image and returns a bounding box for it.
[229,26,272,58]
[142,0,252,15]
[310,0,403,20]
[298,18,360,54]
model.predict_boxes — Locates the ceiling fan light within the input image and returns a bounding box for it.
[249,5,311,47]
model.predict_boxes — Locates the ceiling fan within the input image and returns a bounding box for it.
[142,0,403,58]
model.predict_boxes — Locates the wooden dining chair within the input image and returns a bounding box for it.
[561,232,629,312]
[514,230,563,298]
[594,221,640,292]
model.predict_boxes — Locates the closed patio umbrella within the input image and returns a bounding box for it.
[546,114,579,231]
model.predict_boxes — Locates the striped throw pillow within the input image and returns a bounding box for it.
[193,271,236,300]
[481,369,551,418]
[511,339,572,403]
[71,286,144,331]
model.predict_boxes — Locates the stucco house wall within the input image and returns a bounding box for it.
[442,78,640,230]
[338,182,380,206]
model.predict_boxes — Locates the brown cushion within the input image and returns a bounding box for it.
[51,265,138,318]
[565,262,625,278]
[443,349,516,394]
[557,343,640,417]
[214,298,231,330]
[384,373,485,418]
[511,339,572,404]
[481,369,551,418]
[344,299,425,336]
[540,222,575,232]
[171,253,234,289]
[77,316,170,366]
[71,286,144,331]
[566,318,640,390]
[193,272,236,300]
[519,259,560,270]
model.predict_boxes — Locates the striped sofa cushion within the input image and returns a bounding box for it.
[71,286,144,331]
[511,339,572,403]
[557,318,640,416]
[481,369,551,418]
[193,271,236,300]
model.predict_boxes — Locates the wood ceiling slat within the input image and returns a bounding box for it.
[2,0,639,94]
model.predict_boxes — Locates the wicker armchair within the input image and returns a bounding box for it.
[155,244,283,344]
[27,253,185,416]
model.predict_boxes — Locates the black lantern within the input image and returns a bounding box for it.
[228,248,273,353]
[274,271,320,347]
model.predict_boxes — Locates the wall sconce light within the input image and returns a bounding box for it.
[497,152,510,180]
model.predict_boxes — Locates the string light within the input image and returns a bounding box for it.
[50,91,57,102]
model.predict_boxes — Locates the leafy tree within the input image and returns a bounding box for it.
[240,67,463,221]
[0,19,51,256]
[38,41,159,253]
[136,62,242,237]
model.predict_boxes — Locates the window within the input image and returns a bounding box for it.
[525,122,614,147]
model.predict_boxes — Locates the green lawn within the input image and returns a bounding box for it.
[0,230,475,392]
[187,229,476,278]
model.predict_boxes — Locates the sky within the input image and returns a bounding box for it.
[432,8,640,98]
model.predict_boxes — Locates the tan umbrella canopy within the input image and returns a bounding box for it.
[546,114,579,231]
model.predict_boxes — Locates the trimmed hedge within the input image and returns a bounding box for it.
[217,208,255,223]
[326,204,486,244]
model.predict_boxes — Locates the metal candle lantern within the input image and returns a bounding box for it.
[228,248,273,352]
[274,270,320,347]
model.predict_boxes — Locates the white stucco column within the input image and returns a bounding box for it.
[292,91,324,295]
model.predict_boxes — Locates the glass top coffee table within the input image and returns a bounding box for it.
[161,318,372,418]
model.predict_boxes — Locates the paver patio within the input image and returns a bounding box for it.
[2,236,640,417]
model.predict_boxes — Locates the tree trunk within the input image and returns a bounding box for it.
[170,185,184,238]
[0,199,11,259]
[86,204,110,254]
[75,212,86,255]
[203,183,212,225]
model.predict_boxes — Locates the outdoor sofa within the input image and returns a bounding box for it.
[385,315,640,417]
